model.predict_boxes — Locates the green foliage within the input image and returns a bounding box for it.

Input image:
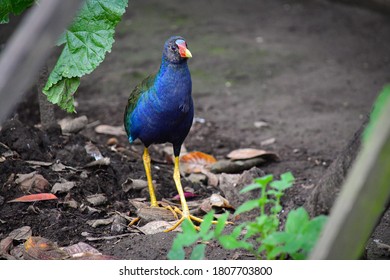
[168,172,327,260]
[363,84,390,144]
[0,0,35,24]
[43,0,128,112]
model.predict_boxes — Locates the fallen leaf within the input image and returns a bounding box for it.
[186,173,207,184]
[0,237,14,259]
[24,236,69,260]
[15,172,49,193]
[95,124,126,136]
[8,226,32,241]
[86,193,107,206]
[210,156,279,174]
[8,193,58,203]
[59,116,88,134]
[199,194,235,213]
[84,157,110,167]
[25,160,53,167]
[172,192,198,201]
[180,151,217,174]
[61,242,101,257]
[139,220,181,234]
[51,180,76,194]
[51,162,66,171]
[137,206,177,222]
[85,142,103,160]
[86,217,114,228]
[218,167,265,209]
[227,148,279,161]
[111,214,128,235]
[106,137,118,146]
[121,178,148,193]
[261,137,276,146]
[202,169,219,187]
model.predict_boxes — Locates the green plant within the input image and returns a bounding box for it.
[168,172,327,260]
[0,0,36,24]
[1,0,129,113]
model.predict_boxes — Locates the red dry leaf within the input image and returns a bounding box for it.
[172,191,198,201]
[8,193,58,203]
[180,151,217,174]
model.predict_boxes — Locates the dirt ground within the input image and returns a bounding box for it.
[1,0,390,259]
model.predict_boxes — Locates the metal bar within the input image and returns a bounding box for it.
[0,0,84,124]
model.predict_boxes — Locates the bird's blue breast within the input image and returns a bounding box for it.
[126,63,193,147]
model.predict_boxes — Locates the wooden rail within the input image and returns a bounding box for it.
[0,0,84,124]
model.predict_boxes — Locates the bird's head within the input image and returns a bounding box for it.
[163,36,192,64]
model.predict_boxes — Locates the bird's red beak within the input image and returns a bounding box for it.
[176,40,192,58]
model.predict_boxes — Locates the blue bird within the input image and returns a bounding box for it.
[124,36,201,231]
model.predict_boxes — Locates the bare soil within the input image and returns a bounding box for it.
[1,0,390,259]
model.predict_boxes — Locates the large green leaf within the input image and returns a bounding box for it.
[0,0,35,24]
[285,207,309,234]
[43,0,128,112]
[234,199,259,215]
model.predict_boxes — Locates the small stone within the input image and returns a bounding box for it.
[254,121,269,128]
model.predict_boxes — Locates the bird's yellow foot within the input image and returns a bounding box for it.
[164,208,202,232]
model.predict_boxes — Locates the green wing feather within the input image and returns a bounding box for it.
[124,74,156,137]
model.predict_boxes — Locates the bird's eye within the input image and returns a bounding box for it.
[170,45,177,52]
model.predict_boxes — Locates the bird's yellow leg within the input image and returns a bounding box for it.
[164,156,204,232]
[143,147,158,207]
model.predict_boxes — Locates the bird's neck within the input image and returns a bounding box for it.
[154,58,191,98]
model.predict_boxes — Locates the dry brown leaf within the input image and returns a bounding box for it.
[86,193,107,206]
[106,137,118,146]
[139,220,181,234]
[24,236,69,260]
[86,217,114,228]
[59,116,88,134]
[15,172,49,193]
[8,226,32,241]
[227,148,278,161]
[121,178,148,193]
[0,237,14,259]
[137,206,177,222]
[61,242,101,257]
[51,180,76,194]
[85,157,111,167]
[85,142,103,160]
[180,151,217,174]
[95,124,126,136]
[200,194,235,213]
